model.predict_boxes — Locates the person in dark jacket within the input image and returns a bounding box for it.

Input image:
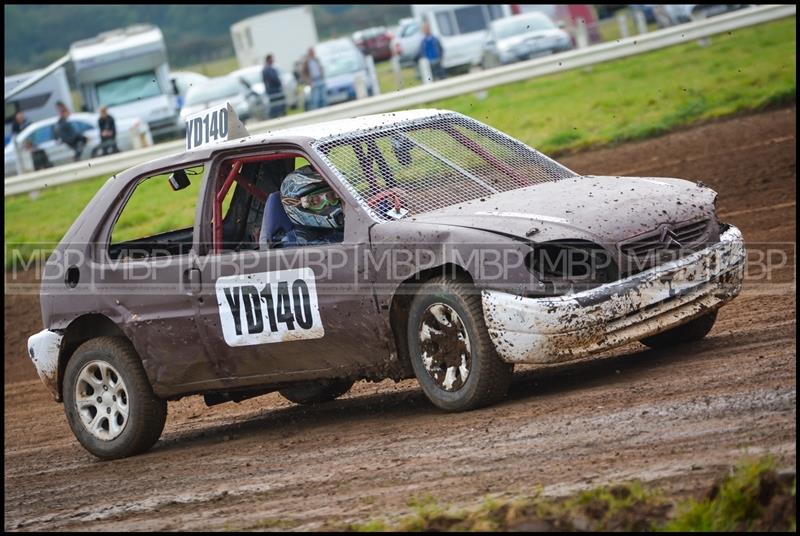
[93,106,119,157]
[11,111,30,136]
[54,101,88,161]
[262,54,286,118]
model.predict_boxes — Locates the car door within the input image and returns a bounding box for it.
[192,150,393,389]
[96,164,211,397]
[28,124,70,165]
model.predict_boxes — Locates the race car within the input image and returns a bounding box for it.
[27,106,746,459]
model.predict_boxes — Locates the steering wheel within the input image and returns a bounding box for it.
[366,188,409,219]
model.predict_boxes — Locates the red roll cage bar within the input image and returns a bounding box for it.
[213,153,305,252]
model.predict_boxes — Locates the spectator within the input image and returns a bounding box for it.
[93,106,119,157]
[417,22,446,81]
[11,111,30,136]
[262,53,286,119]
[54,101,88,162]
[171,79,184,112]
[301,47,327,110]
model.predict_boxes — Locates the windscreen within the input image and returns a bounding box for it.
[185,77,243,106]
[96,70,163,107]
[317,43,366,77]
[313,112,576,221]
[495,14,556,39]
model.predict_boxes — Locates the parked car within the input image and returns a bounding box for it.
[391,17,423,67]
[229,65,299,110]
[170,71,209,110]
[180,75,267,128]
[481,12,573,69]
[4,112,152,176]
[303,38,376,108]
[352,26,393,62]
[653,4,751,27]
[412,4,513,73]
[628,4,657,24]
[27,108,745,459]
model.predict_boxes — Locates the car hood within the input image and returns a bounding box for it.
[498,29,568,49]
[406,175,717,244]
[183,94,246,116]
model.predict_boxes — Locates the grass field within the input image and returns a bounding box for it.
[343,456,795,532]
[4,18,795,268]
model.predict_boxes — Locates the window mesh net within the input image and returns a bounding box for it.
[312,112,577,221]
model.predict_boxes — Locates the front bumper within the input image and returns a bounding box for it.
[27,329,64,400]
[482,225,746,364]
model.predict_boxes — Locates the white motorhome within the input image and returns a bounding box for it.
[231,6,318,72]
[411,4,512,72]
[70,25,180,141]
[4,66,72,143]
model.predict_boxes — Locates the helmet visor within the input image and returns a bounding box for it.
[299,190,340,211]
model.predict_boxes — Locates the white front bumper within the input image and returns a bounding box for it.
[27,329,63,400]
[482,225,746,364]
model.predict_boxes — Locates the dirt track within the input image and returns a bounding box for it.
[4,107,796,531]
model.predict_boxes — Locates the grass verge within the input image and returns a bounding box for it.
[342,456,796,532]
[4,18,795,269]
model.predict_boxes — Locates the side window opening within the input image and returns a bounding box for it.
[212,154,344,253]
[108,165,203,260]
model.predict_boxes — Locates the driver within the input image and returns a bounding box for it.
[279,165,344,246]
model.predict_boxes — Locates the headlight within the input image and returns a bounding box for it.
[526,241,618,287]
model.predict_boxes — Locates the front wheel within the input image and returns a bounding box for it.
[640,309,719,349]
[407,276,513,412]
[62,336,167,460]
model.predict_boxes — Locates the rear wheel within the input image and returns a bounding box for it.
[279,378,354,405]
[407,276,513,412]
[62,336,167,460]
[640,310,719,349]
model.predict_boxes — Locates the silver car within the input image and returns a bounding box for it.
[229,65,299,110]
[180,75,268,128]
[390,17,423,67]
[303,38,376,108]
[4,112,152,177]
[481,12,573,69]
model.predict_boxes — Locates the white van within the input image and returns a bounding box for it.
[411,4,512,73]
[70,25,181,141]
[4,67,72,143]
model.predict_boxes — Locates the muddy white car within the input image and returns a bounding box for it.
[28,108,745,459]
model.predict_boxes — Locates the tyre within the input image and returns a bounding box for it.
[640,309,719,349]
[482,53,500,70]
[279,378,354,405]
[407,276,513,412]
[62,336,167,460]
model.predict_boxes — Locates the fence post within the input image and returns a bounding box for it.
[13,136,23,176]
[576,18,589,48]
[693,11,712,47]
[634,10,648,34]
[616,12,630,39]
[365,54,381,96]
[391,54,402,90]
[418,57,433,84]
[354,73,368,99]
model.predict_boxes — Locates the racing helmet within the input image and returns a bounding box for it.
[280,165,344,230]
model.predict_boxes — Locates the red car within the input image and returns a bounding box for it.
[352,26,393,62]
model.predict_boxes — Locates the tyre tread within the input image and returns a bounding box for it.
[64,336,167,459]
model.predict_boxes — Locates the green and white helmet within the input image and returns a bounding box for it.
[280,165,344,229]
